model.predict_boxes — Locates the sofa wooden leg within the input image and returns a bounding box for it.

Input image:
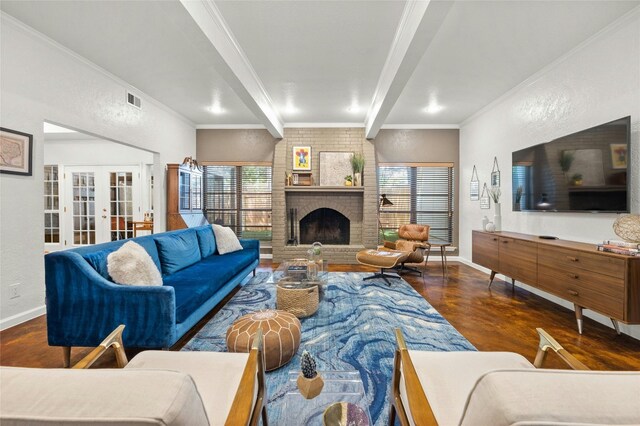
[62,346,71,368]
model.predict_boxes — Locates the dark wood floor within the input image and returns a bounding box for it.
[1,261,639,370]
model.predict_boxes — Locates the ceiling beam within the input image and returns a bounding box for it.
[364,0,454,139]
[180,0,284,138]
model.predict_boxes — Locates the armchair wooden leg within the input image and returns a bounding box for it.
[62,346,71,368]
[533,328,588,370]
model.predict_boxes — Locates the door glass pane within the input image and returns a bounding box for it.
[109,172,133,241]
[72,172,96,246]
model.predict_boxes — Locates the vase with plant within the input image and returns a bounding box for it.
[350,153,365,186]
[489,186,502,231]
[297,350,324,399]
[344,175,353,186]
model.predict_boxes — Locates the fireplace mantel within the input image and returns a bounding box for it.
[285,186,364,193]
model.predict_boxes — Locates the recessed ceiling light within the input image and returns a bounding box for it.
[347,105,360,113]
[208,104,225,115]
[284,104,298,115]
[424,103,444,114]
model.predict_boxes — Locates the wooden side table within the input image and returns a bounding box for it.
[425,237,452,278]
[132,221,153,237]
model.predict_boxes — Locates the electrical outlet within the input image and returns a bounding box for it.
[9,283,20,299]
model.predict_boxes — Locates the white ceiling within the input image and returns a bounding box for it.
[2,0,638,130]
[386,0,640,124]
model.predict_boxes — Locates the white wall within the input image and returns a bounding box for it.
[44,138,155,166]
[0,14,196,329]
[459,10,640,337]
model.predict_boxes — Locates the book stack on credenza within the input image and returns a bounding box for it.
[597,240,640,256]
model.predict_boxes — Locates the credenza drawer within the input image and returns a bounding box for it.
[538,245,625,279]
[537,269,624,319]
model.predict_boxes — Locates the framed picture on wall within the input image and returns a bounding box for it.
[0,127,33,176]
[293,146,311,171]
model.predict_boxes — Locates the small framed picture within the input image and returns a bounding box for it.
[490,157,500,187]
[480,183,491,209]
[0,127,33,176]
[293,146,311,171]
[610,143,627,169]
[470,165,480,201]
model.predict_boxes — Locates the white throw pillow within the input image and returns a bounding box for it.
[212,224,243,255]
[107,241,163,286]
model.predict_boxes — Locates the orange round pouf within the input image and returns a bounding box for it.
[226,310,302,371]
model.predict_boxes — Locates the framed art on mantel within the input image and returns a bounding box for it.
[293,146,311,171]
[0,127,33,176]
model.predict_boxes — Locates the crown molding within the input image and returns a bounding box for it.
[196,124,266,130]
[364,0,454,139]
[284,123,365,128]
[0,12,195,128]
[180,0,283,138]
[380,124,459,130]
[460,5,640,128]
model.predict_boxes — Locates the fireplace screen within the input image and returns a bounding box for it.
[299,208,349,245]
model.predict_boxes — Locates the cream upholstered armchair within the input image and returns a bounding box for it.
[0,325,267,426]
[383,224,430,275]
[389,328,640,426]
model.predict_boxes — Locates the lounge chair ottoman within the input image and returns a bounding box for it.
[356,249,410,285]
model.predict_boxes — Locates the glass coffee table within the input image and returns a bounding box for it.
[281,371,371,425]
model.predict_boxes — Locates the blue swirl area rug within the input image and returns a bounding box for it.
[182,272,475,425]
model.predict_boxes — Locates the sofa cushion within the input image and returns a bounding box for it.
[196,226,216,257]
[213,224,243,254]
[461,369,640,425]
[0,367,209,425]
[82,248,113,281]
[164,250,258,324]
[402,351,533,426]
[155,231,202,276]
[127,351,251,424]
[107,241,163,286]
[78,235,162,281]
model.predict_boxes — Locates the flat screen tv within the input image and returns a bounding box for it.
[512,116,630,213]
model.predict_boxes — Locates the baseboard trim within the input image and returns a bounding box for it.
[0,305,46,331]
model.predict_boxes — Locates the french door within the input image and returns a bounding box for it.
[64,166,142,246]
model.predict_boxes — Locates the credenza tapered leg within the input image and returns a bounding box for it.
[511,278,515,291]
[574,304,583,334]
[611,318,621,335]
[488,271,496,289]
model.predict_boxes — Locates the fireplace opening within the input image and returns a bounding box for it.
[299,208,350,245]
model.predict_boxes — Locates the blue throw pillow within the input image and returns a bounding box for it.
[196,226,216,258]
[155,231,202,276]
[82,249,115,281]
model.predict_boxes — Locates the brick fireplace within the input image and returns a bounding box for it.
[272,128,378,263]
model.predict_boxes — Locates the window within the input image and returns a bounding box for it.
[378,163,455,243]
[44,165,61,243]
[203,165,272,241]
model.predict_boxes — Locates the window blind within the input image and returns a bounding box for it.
[378,164,454,243]
[203,165,272,241]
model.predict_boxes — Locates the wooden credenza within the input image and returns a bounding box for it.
[472,230,640,334]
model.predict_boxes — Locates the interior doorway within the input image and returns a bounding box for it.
[43,122,155,251]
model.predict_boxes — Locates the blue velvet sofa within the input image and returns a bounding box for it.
[45,225,259,350]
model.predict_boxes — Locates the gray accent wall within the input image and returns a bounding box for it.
[196,129,276,162]
[374,129,460,254]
